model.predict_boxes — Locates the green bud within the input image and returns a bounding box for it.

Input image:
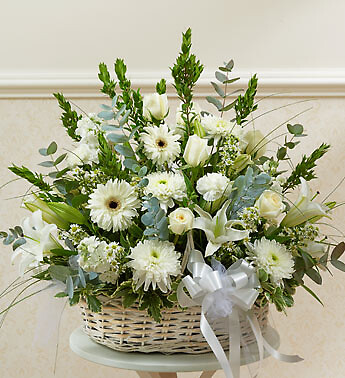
[232,154,252,173]
[193,119,206,138]
[47,202,86,225]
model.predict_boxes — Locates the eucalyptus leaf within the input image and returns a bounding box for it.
[306,268,322,285]
[47,141,57,155]
[66,275,74,298]
[211,82,225,98]
[331,259,345,272]
[119,109,131,126]
[287,123,303,135]
[107,133,128,143]
[331,242,345,261]
[48,265,73,282]
[78,267,86,288]
[138,166,148,177]
[39,148,48,156]
[98,111,114,120]
[54,153,67,166]
[215,71,227,83]
[38,161,55,168]
[12,238,26,251]
[206,96,222,110]
[114,144,134,157]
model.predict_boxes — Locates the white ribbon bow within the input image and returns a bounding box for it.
[177,250,303,378]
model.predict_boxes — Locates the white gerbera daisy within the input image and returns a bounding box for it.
[87,179,140,232]
[196,173,232,201]
[144,172,187,211]
[128,240,181,292]
[251,237,294,284]
[140,124,181,165]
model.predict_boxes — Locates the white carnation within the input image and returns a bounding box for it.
[196,173,232,201]
[128,240,181,292]
[140,124,180,165]
[144,172,187,211]
[201,114,240,140]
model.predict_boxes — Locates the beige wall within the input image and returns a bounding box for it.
[1,1,345,377]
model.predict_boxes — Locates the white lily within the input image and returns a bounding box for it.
[281,178,331,227]
[193,200,249,257]
[12,210,60,275]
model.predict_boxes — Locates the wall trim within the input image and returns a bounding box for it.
[0,70,345,98]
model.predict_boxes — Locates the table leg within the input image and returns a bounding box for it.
[137,372,177,378]
[199,371,216,378]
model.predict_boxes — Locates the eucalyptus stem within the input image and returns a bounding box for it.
[181,231,194,274]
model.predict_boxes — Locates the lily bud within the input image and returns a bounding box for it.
[47,202,86,225]
[24,197,70,230]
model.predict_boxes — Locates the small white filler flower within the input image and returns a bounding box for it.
[128,239,181,292]
[251,237,294,284]
[87,179,140,232]
[140,124,181,165]
[144,172,187,211]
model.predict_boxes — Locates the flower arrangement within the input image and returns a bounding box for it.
[1,29,344,354]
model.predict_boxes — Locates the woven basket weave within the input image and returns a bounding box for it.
[79,295,269,354]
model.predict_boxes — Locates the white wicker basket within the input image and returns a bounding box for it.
[79,295,269,354]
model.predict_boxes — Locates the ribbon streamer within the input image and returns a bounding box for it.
[177,250,303,378]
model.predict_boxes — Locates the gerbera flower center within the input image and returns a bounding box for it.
[107,198,121,211]
[156,138,167,148]
[151,250,159,258]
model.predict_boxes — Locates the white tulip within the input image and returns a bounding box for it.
[143,93,169,121]
[256,190,285,220]
[168,208,194,235]
[183,135,210,167]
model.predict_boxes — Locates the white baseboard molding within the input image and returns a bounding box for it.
[0,70,345,98]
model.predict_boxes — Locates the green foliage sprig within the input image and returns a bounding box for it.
[283,143,330,191]
[53,93,81,141]
[171,28,204,136]
[235,74,258,125]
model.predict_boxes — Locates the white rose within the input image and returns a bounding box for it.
[196,173,232,201]
[143,93,169,121]
[168,208,194,235]
[256,190,285,219]
[243,130,267,158]
[183,135,210,167]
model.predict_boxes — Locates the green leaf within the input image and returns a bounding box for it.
[107,133,128,143]
[220,100,236,112]
[206,96,222,110]
[287,123,303,135]
[55,292,68,298]
[3,234,15,245]
[301,284,324,306]
[215,71,227,83]
[331,242,345,261]
[331,259,345,272]
[123,292,138,308]
[224,77,240,84]
[47,141,57,155]
[277,147,287,160]
[156,78,167,94]
[54,153,67,166]
[306,268,322,285]
[71,194,88,208]
[50,248,78,257]
[66,275,74,298]
[48,265,73,282]
[211,82,225,98]
[98,111,114,120]
[98,62,116,98]
[12,238,26,251]
[85,295,102,313]
[38,161,55,168]
[114,144,134,157]
[39,148,48,156]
